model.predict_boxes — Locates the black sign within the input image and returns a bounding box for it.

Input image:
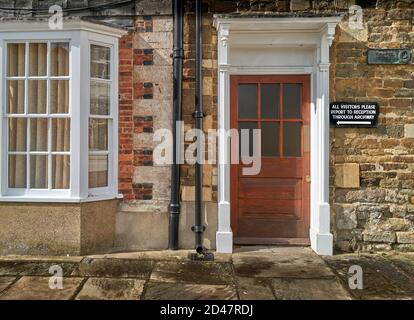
[367,48,412,65]
[330,102,379,128]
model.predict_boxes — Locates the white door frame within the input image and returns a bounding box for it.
[213,16,342,256]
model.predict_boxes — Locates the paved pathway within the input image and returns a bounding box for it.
[0,247,413,300]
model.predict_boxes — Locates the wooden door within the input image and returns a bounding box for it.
[230,75,310,245]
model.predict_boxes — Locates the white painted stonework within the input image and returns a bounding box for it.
[213,16,342,256]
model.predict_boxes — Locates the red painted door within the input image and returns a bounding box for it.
[230,75,310,245]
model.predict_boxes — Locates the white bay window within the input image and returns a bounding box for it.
[0,21,125,201]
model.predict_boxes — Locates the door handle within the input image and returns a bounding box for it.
[305,175,311,183]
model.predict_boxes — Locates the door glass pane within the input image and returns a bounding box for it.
[91,45,110,79]
[261,84,279,119]
[261,123,280,157]
[283,122,302,157]
[238,84,257,119]
[8,118,27,151]
[50,80,69,114]
[52,119,71,152]
[30,118,48,151]
[7,80,25,114]
[283,84,302,119]
[8,155,26,188]
[28,80,47,114]
[51,42,69,76]
[90,80,110,115]
[30,155,48,189]
[29,43,47,77]
[238,122,258,157]
[89,155,108,188]
[52,155,70,189]
[7,43,25,77]
[89,119,108,151]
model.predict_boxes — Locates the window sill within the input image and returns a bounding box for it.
[0,194,123,203]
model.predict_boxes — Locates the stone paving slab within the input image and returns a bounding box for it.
[323,253,414,300]
[150,261,234,285]
[144,282,237,300]
[0,261,76,277]
[233,247,335,279]
[0,255,83,263]
[0,276,84,300]
[236,277,275,300]
[0,248,412,300]
[88,250,232,263]
[384,253,414,277]
[75,278,145,300]
[0,277,17,293]
[272,278,352,300]
[71,258,153,279]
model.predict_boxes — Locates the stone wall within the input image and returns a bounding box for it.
[0,200,118,255]
[330,2,414,252]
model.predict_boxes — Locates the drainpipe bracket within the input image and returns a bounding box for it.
[192,111,205,119]
[173,48,184,59]
[191,225,206,233]
[169,203,180,214]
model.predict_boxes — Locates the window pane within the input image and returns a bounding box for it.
[29,43,47,77]
[30,155,48,189]
[238,122,258,158]
[52,118,71,152]
[261,123,280,157]
[238,84,257,119]
[90,80,110,115]
[261,84,279,119]
[7,43,25,77]
[52,155,70,189]
[89,119,108,151]
[8,155,26,188]
[283,122,302,157]
[8,118,27,152]
[50,80,69,114]
[283,84,302,119]
[51,42,69,76]
[91,45,110,79]
[28,80,47,114]
[30,118,48,152]
[89,155,108,188]
[7,80,25,114]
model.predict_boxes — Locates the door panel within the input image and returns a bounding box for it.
[239,178,301,200]
[230,75,310,244]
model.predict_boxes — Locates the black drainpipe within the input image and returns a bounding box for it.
[168,0,184,250]
[192,0,205,255]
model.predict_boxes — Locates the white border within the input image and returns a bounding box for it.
[213,16,342,256]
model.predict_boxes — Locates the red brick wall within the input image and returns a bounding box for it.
[118,32,135,200]
[118,16,172,206]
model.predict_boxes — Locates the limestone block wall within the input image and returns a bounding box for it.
[330,3,414,252]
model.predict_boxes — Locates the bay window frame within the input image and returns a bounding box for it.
[0,22,124,202]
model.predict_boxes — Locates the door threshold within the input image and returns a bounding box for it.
[234,237,310,246]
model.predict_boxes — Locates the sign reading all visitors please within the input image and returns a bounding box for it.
[330,102,379,128]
